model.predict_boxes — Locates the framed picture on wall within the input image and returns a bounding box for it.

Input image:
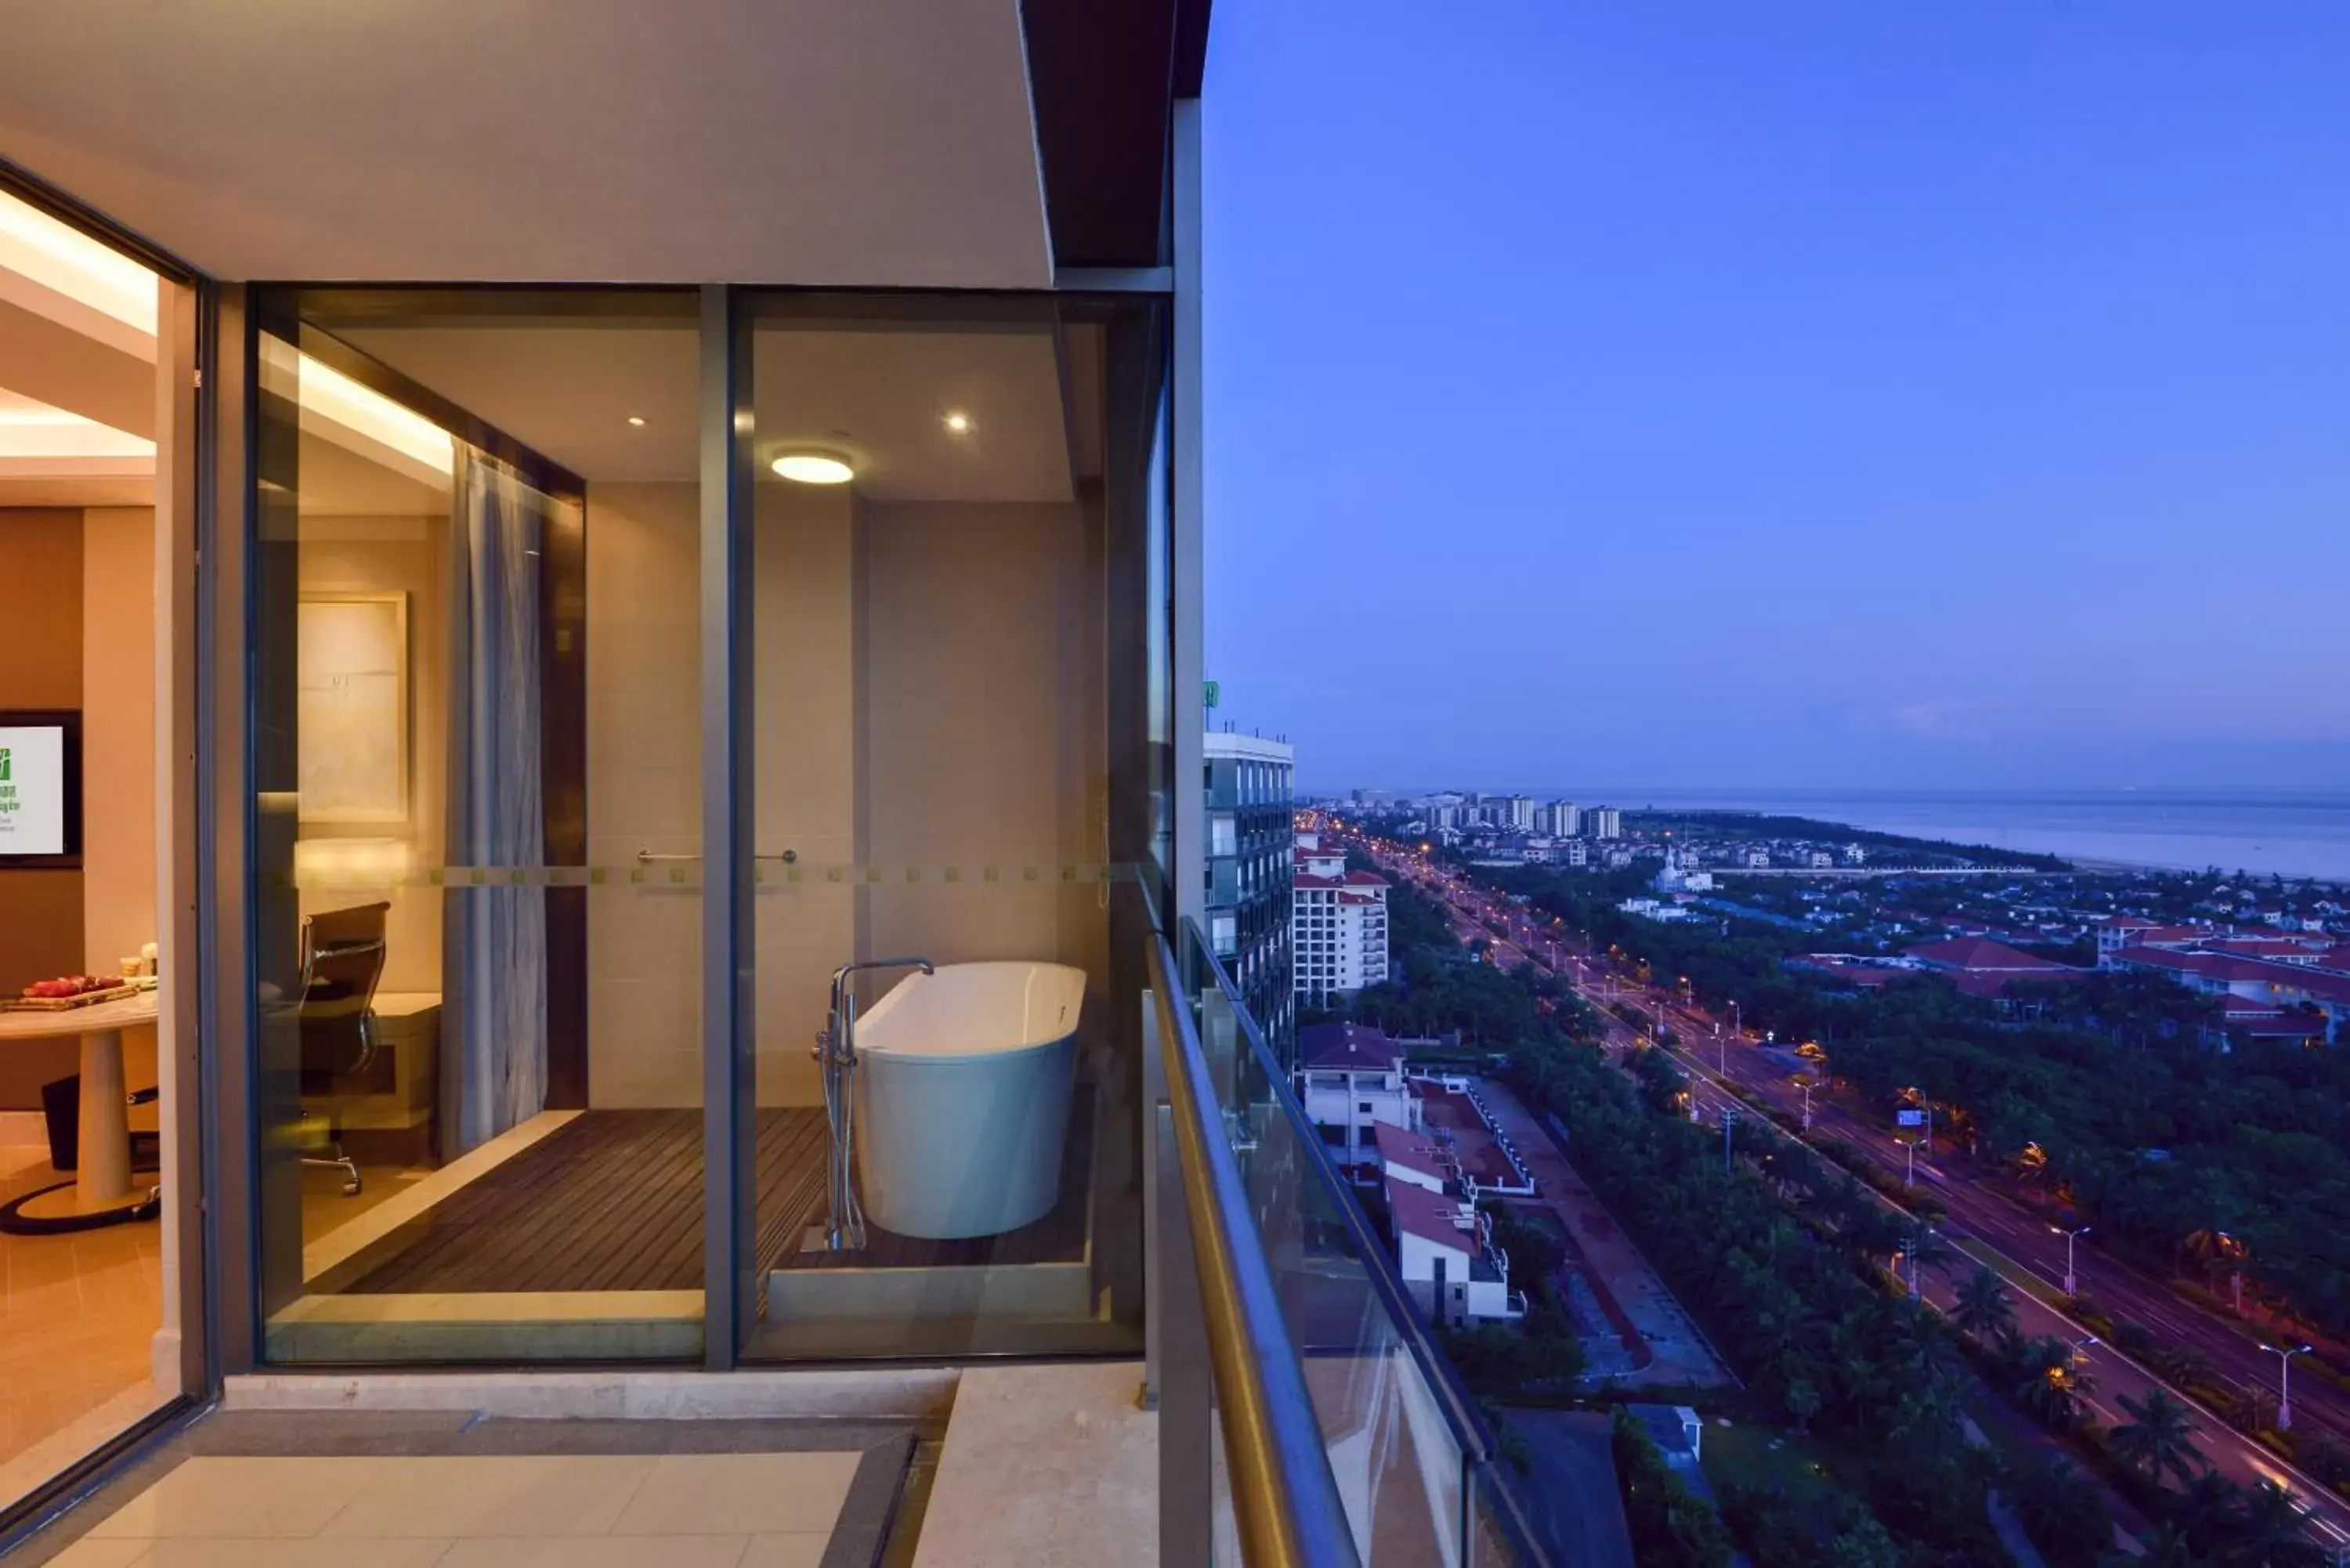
[298,591,410,824]
[0,709,82,869]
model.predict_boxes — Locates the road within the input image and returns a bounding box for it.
[1359,836,2350,1553]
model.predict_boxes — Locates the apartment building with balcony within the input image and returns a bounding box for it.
[1294,833,1390,1005]
[1206,728,1295,1057]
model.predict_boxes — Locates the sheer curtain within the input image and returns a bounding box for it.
[443,445,548,1153]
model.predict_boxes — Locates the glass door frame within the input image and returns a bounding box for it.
[208,279,1180,1373]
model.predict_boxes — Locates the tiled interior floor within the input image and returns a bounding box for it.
[0,1141,161,1479]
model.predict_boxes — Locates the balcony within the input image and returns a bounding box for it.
[1148,916,1554,1565]
[1,910,1553,1568]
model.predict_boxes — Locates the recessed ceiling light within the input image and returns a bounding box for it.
[772,452,855,485]
[942,410,973,435]
[627,415,646,427]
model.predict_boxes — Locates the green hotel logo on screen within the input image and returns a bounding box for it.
[0,747,10,782]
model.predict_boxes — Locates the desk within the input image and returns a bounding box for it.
[332,992,442,1165]
[0,991,160,1232]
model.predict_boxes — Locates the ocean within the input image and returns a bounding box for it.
[1546,789,2350,883]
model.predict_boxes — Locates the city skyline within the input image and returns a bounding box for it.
[1202,1,2350,791]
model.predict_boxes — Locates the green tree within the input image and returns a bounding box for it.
[2109,1387,2204,1490]
[1951,1265,2017,1346]
[2224,1481,2324,1568]
[1781,1371,1822,1435]
[2173,1469,2246,1559]
[2011,1456,2116,1568]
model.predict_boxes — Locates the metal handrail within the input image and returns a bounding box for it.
[1175,916,1560,1568]
[1148,930,1362,1568]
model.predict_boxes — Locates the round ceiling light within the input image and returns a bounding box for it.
[772,451,855,485]
[942,410,973,435]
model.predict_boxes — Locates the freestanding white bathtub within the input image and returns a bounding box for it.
[852,960,1087,1240]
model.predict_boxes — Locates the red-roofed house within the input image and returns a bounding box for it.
[1786,953,1919,992]
[2092,917,2212,966]
[1374,1122,1452,1194]
[1383,1175,1524,1327]
[1296,1022,1420,1172]
[2199,934,2337,965]
[1904,937,2081,998]
[2109,947,2350,1043]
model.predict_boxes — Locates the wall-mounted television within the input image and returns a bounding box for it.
[0,710,82,869]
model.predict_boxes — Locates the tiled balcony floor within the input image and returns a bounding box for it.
[7,1411,915,1568]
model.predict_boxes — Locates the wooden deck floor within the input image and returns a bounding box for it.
[326,1086,1095,1295]
[333,1109,830,1294]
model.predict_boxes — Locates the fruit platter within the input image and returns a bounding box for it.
[2,974,138,1012]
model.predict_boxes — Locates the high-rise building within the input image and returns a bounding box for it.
[1206,730,1296,1054]
[1542,800,1581,836]
[1503,794,1538,829]
[1586,806,1624,840]
[1294,832,1391,1005]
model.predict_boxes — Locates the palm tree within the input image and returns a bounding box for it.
[2140,1522,2200,1568]
[2225,1480,2324,1568]
[2174,1469,2246,1559]
[2012,1456,2116,1566]
[1951,1265,2016,1346]
[2109,1387,2204,1489]
[1781,1372,1821,1435]
[2012,1335,2096,1430]
[1887,1378,1965,1464]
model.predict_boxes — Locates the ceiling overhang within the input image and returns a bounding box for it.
[1020,0,1211,269]
[0,1,1055,288]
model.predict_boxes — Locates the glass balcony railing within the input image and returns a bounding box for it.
[1147,914,1553,1567]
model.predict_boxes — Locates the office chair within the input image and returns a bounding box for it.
[296,901,390,1197]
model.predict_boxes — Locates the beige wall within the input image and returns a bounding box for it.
[293,516,448,995]
[856,500,1108,1040]
[82,506,157,974]
[581,485,1109,1110]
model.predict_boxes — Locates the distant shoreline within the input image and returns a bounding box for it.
[1338,788,2350,884]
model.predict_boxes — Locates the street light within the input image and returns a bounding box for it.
[1895,1133,1926,1189]
[1730,999,1742,1039]
[2265,1343,2315,1432]
[1902,1223,1939,1300]
[1795,1076,1815,1133]
[2049,1223,2092,1298]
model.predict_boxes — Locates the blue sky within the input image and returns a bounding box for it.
[1201,2,2350,794]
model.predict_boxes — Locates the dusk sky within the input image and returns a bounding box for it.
[1201,2,2350,795]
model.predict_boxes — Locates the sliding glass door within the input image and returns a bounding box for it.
[247,290,706,1364]
[237,285,1172,1369]
[733,291,1168,1363]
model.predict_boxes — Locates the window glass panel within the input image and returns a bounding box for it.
[743,292,1165,1360]
[250,292,703,1364]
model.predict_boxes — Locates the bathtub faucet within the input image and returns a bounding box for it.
[814,957,935,1250]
